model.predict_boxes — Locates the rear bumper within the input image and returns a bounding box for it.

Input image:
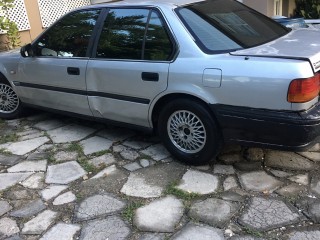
[211,102,320,151]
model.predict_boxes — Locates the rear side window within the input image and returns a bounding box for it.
[176,0,289,53]
[96,8,174,61]
[35,9,101,58]
[144,11,173,60]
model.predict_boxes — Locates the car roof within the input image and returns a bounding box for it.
[92,0,205,8]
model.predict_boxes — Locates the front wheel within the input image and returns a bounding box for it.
[0,81,23,119]
[158,99,222,165]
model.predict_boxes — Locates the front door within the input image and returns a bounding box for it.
[17,9,102,115]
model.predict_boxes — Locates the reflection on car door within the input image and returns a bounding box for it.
[17,9,102,115]
[87,8,175,127]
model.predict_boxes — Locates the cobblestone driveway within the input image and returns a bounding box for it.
[0,111,320,240]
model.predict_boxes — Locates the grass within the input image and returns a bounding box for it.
[164,183,200,201]
[0,119,5,127]
[243,227,264,238]
[66,142,83,154]
[122,201,143,223]
[77,157,97,173]
[89,149,111,158]
[0,148,12,155]
[47,152,56,163]
[0,133,18,144]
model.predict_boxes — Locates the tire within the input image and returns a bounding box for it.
[158,99,222,165]
[0,79,23,119]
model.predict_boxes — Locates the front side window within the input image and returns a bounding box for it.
[34,9,101,58]
[176,0,289,53]
[96,8,173,61]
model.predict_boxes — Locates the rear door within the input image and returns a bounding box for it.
[86,8,175,127]
[17,9,102,115]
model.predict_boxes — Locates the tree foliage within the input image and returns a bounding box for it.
[0,0,20,49]
[294,0,320,19]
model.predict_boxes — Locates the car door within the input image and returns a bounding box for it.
[86,8,175,127]
[17,9,102,115]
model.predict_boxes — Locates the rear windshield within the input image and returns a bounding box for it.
[176,0,290,53]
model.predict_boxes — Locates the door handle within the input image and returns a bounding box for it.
[141,72,159,82]
[67,67,80,75]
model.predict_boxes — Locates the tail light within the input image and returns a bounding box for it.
[288,73,320,103]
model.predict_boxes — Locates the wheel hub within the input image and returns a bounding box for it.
[167,110,206,154]
[0,83,19,114]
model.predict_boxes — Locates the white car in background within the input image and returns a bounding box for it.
[0,0,319,165]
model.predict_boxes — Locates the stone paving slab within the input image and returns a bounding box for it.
[88,154,115,168]
[10,199,46,218]
[21,172,45,189]
[0,173,33,191]
[54,151,78,162]
[287,230,320,240]
[172,222,225,240]
[97,128,135,142]
[80,136,113,155]
[121,162,186,198]
[239,197,300,231]
[298,152,320,162]
[52,191,76,205]
[33,119,66,131]
[80,216,131,240]
[0,217,19,238]
[239,171,283,192]
[75,194,126,221]
[140,144,171,161]
[21,210,58,235]
[40,223,80,240]
[134,196,184,232]
[7,160,47,173]
[46,161,86,184]
[91,165,118,179]
[41,185,68,201]
[176,170,219,194]
[0,154,22,166]
[265,151,315,170]
[47,124,96,143]
[0,200,12,217]
[188,198,239,228]
[3,137,50,155]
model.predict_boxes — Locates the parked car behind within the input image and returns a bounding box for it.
[0,0,319,165]
[272,16,308,29]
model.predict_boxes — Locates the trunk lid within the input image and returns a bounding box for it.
[231,29,320,72]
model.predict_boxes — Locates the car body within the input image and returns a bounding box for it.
[0,0,319,165]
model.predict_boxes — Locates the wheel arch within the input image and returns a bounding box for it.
[0,72,11,85]
[151,93,219,131]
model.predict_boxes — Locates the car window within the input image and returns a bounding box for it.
[34,9,101,58]
[144,10,173,61]
[96,9,149,60]
[176,0,289,53]
[178,8,241,52]
[96,8,173,61]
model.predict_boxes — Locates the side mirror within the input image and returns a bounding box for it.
[20,44,34,58]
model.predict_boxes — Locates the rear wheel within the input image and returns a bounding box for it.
[158,99,222,165]
[0,80,22,119]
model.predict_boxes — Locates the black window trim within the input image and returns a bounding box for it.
[90,6,177,62]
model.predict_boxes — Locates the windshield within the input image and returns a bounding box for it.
[176,0,290,53]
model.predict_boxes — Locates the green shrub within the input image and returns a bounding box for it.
[294,0,320,19]
[0,0,20,49]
